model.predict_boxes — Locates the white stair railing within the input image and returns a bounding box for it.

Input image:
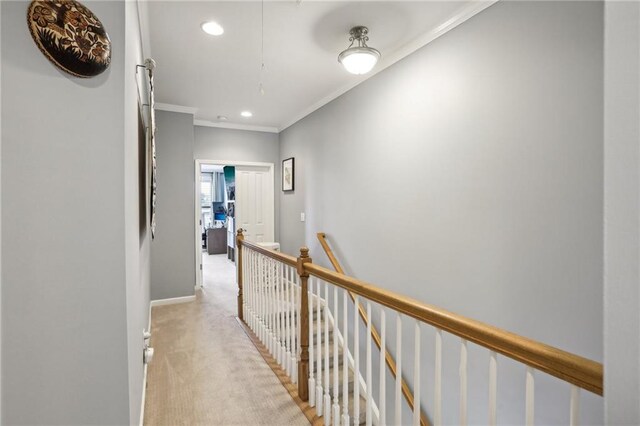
[236,231,603,425]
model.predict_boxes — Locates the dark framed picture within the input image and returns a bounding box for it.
[282,157,295,192]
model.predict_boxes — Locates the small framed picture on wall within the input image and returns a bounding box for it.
[282,157,295,192]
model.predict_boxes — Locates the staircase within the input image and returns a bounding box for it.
[308,292,372,425]
[246,270,372,425]
[236,230,604,426]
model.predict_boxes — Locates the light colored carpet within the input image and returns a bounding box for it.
[144,253,309,426]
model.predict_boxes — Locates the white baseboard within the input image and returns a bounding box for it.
[150,295,196,307]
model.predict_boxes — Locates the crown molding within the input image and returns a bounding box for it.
[279,0,498,132]
[155,103,198,115]
[194,119,279,134]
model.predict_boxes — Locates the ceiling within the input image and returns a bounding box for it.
[142,1,494,132]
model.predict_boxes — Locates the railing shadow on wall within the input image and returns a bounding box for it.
[236,229,602,426]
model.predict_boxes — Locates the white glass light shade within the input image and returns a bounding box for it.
[338,47,380,75]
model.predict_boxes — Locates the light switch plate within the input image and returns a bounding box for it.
[300,212,305,222]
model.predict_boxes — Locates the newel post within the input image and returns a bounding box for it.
[236,229,244,320]
[297,247,312,401]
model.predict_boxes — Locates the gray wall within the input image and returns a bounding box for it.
[149,123,279,301]
[151,110,196,300]
[280,1,603,424]
[194,126,281,240]
[0,1,4,420]
[1,1,148,424]
[604,1,640,424]
[125,1,151,424]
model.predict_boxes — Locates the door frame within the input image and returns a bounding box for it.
[194,159,275,290]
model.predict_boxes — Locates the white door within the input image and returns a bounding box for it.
[235,165,274,243]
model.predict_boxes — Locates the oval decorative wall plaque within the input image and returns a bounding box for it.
[27,0,111,78]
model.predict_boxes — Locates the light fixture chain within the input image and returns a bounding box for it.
[259,0,265,95]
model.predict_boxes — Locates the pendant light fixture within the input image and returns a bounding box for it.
[338,26,380,75]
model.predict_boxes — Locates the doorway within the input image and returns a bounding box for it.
[194,159,275,290]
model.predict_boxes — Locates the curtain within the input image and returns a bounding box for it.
[214,171,225,202]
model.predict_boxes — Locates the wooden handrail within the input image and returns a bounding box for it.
[241,239,298,267]
[237,236,603,396]
[305,263,603,396]
[317,233,346,274]
[317,233,430,426]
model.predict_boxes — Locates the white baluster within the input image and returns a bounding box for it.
[281,262,286,367]
[308,276,315,407]
[570,385,580,426]
[260,255,267,344]
[254,251,258,332]
[258,254,263,341]
[277,262,283,365]
[289,266,295,377]
[316,278,324,416]
[413,321,421,426]
[293,272,300,384]
[241,248,246,320]
[291,266,296,378]
[268,258,274,355]
[354,296,360,426]
[342,290,350,426]
[245,249,249,322]
[264,256,268,343]
[333,286,340,426]
[489,351,497,426]
[251,252,256,333]
[366,302,372,426]
[271,259,276,356]
[460,339,468,426]
[251,250,255,330]
[283,263,290,376]
[526,367,534,426]
[263,255,268,344]
[324,281,331,421]
[274,260,279,358]
[434,329,442,426]
[270,259,276,358]
[395,313,402,426]
[245,250,250,328]
[379,309,386,426]
[273,260,282,358]
[249,250,254,330]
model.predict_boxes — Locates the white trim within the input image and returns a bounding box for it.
[194,159,275,289]
[278,0,497,132]
[194,119,279,134]
[0,1,3,420]
[155,103,198,115]
[194,161,203,291]
[150,295,196,307]
[139,364,147,426]
[198,159,274,168]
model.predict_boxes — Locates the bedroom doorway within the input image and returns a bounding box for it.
[194,159,275,290]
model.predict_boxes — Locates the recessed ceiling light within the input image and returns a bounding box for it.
[201,21,224,36]
[241,111,253,118]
